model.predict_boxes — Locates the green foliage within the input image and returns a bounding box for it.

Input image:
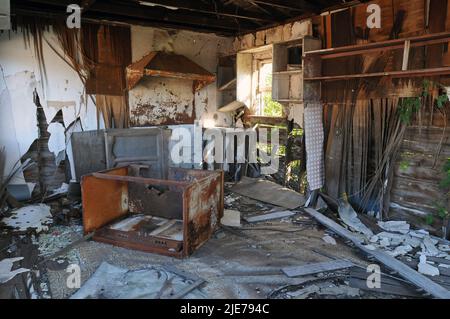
[425,214,434,225]
[399,160,410,171]
[436,94,449,109]
[263,92,283,116]
[437,205,449,220]
[398,97,421,125]
[422,79,431,97]
[440,158,450,189]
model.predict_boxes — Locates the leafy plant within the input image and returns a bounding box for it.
[399,160,410,171]
[436,94,449,109]
[425,214,434,225]
[437,204,449,220]
[422,79,431,97]
[398,97,421,124]
[263,92,283,116]
[440,158,450,190]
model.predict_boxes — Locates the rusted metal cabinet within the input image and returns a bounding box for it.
[81,165,224,258]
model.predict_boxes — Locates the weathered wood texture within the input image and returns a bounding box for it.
[390,109,450,230]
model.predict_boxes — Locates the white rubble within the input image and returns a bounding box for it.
[221,209,241,227]
[418,255,440,276]
[377,220,410,234]
[387,244,413,257]
[421,237,440,256]
[403,235,421,248]
[369,235,379,243]
[322,235,337,245]
[338,202,374,237]
[1,204,53,233]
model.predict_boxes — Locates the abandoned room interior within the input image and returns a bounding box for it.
[1,0,450,302]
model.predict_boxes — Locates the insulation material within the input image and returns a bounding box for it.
[2,204,53,233]
[304,103,324,190]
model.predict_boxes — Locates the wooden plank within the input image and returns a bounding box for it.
[231,177,306,209]
[282,260,354,277]
[304,67,450,81]
[304,32,450,58]
[402,40,410,71]
[303,208,450,299]
[245,210,297,223]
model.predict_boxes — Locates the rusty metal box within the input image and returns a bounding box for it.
[81,165,224,258]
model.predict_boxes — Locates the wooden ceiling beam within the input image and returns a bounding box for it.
[128,0,274,23]
[17,0,257,32]
[12,5,237,35]
[250,0,319,12]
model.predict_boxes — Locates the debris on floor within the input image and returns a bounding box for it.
[1,204,53,233]
[221,209,241,227]
[282,260,354,278]
[0,257,29,284]
[231,177,305,209]
[70,262,206,299]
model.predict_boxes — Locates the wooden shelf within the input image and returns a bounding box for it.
[218,78,236,91]
[275,99,303,103]
[304,67,450,81]
[273,70,302,75]
[304,31,450,60]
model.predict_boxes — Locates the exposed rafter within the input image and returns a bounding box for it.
[12,0,354,36]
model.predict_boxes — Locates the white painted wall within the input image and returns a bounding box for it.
[129,26,234,128]
[0,28,100,183]
[0,25,234,184]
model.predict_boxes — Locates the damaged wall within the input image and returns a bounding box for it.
[0,28,101,188]
[0,23,234,188]
[129,26,234,127]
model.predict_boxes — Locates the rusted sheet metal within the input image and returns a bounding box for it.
[130,101,197,126]
[126,51,215,91]
[93,226,183,258]
[81,165,224,258]
[81,166,129,234]
[128,183,184,220]
[183,170,224,256]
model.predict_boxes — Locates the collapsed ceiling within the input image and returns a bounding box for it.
[12,0,365,36]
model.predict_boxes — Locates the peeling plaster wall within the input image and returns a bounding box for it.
[0,29,100,183]
[129,26,234,128]
[0,25,234,185]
